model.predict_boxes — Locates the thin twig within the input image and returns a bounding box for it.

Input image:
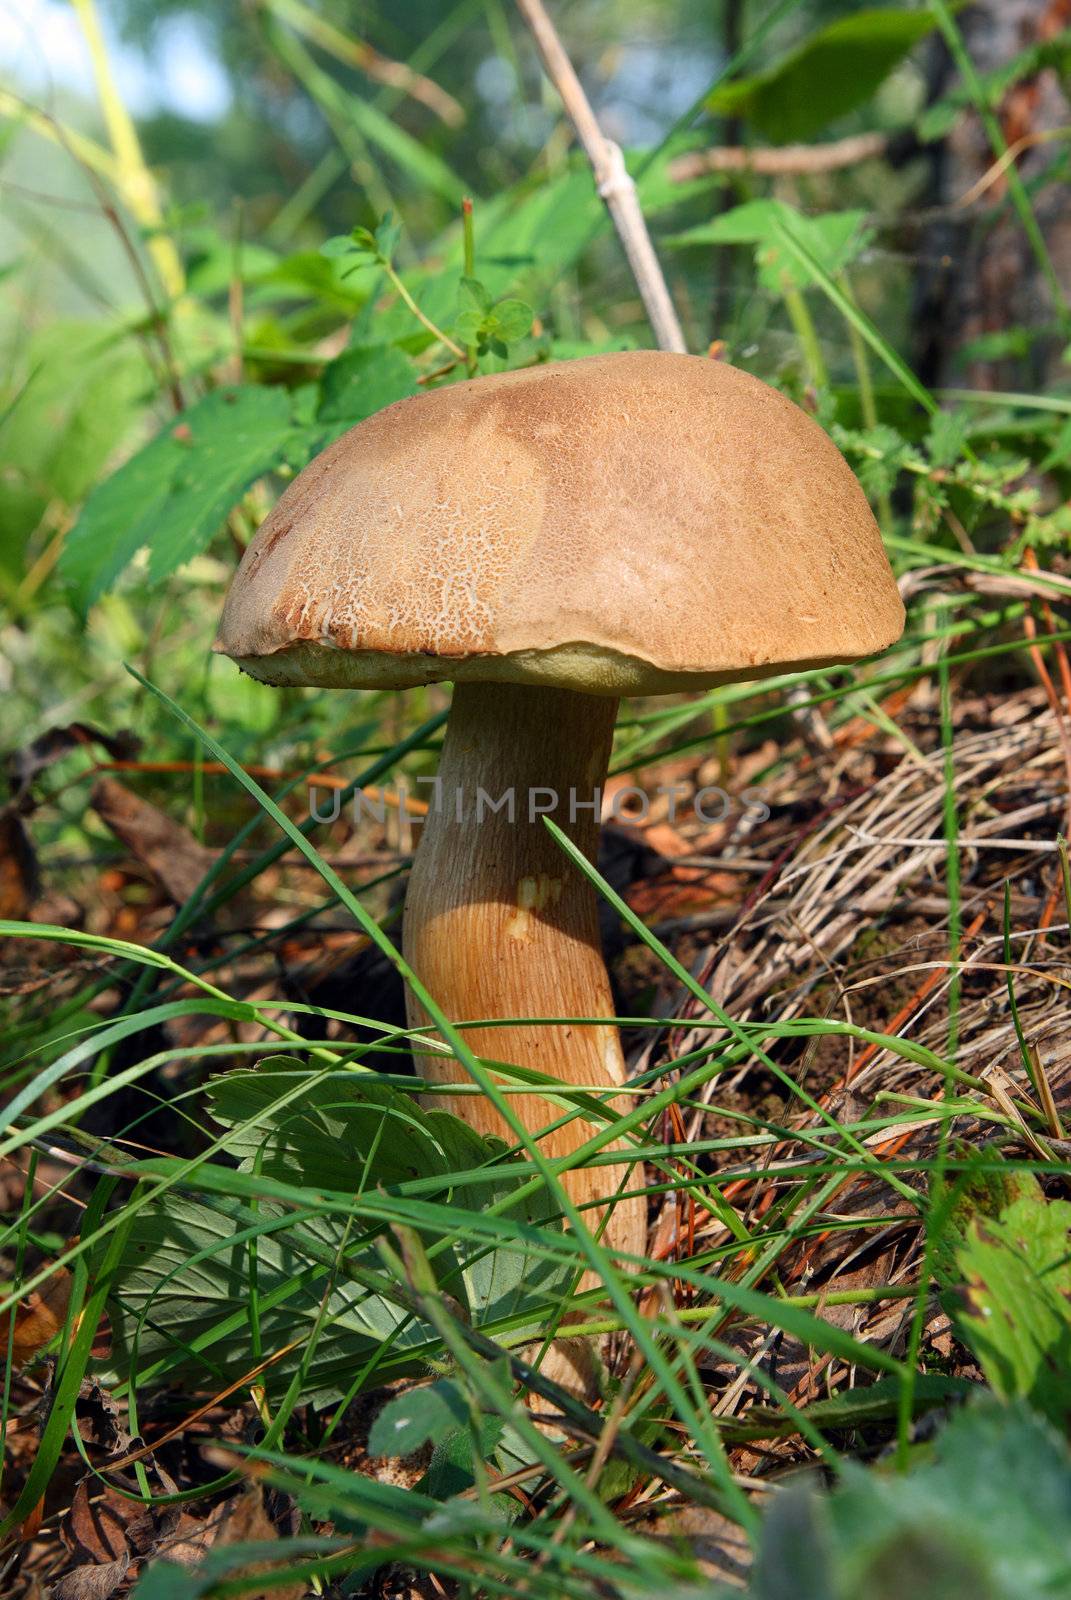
[954,125,1071,210]
[669,131,888,182]
[514,0,687,353]
[258,0,465,125]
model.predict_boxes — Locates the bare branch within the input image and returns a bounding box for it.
[514,0,687,353]
[669,132,889,182]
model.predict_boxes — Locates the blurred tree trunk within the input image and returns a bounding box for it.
[914,0,1071,392]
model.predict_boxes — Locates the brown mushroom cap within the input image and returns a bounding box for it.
[215,350,904,694]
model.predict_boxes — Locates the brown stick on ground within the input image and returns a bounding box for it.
[402,681,648,1268]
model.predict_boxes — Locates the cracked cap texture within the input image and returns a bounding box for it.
[214,350,905,695]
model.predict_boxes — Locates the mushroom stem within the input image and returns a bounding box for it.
[402,680,647,1264]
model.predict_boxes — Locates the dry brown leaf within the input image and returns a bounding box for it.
[75,1379,132,1458]
[61,1479,145,1566]
[90,778,215,907]
[0,1268,72,1365]
[0,811,38,919]
[145,1509,214,1570]
[50,1555,130,1600]
[143,1487,306,1600]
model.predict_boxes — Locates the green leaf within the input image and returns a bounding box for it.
[0,322,150,580]
[184,231,281,297]
[751,1488,837,1600]
[492,299,534,343]
[947,1189,1071,1425]
[420,1416,508,1504]
[103,1068,571,1404]
[60,386,314,606]
[320,233,360,259]
[926,409,971,469]
[453,279,533,358]
[917,29,1071,143]
[373,211,401,263]
[706,8,940,143]
[729,1400,1071,1600]
[368,1379,469,1458]
[668,200,871,293]
[316,345,419,428]
[457,276,493,315]
[719,1373,977,1443]
[957,327,1039,365]
[256,249,367,310]
[1038,416,1071,472]
[454,309,487,342]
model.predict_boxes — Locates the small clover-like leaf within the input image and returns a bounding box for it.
[320,234,358,259]
[373,211,401,263]
[492,299,534,342]
[320,227,383,279]
[454,310,487,342]
[458,275,493,315]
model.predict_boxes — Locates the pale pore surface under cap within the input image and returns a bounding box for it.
[214,351,905,692]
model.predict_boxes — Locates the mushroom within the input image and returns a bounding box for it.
[215,350,904,1275]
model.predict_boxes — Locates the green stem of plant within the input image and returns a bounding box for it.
[782,281,828,391]
[383,259,465,357]
[712,698,730,786]
[550,1282,920,1343]
[839,270,893,534]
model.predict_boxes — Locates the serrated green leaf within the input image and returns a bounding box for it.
[836,1402,1071,1599]
[926,409,971,469]
[668,201,871,293]
[857,454,899,501]
[60,386,313,606]
[728,1400,1071,1600]
[419,1413,507,1503]
[0,322,150,579]
[316,344,419,428]
[948,1191,1071,1424]
[706,8,940,143]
